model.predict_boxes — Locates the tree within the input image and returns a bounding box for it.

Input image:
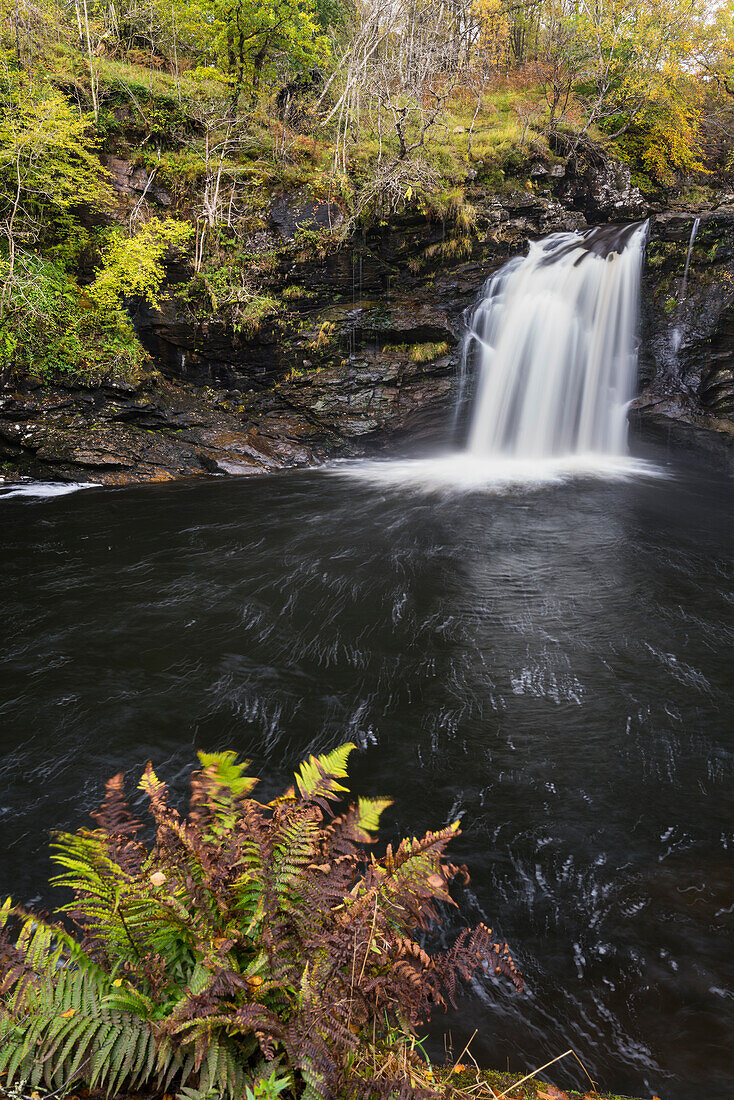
[175,0,330,107]
[696,0,734,97]
[88,217,193,308]
[531,0,592,132]
[324,0,476,172]
[0,73,113,318]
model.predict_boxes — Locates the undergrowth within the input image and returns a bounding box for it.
[409,341,450,364]
[0,252,149,385]
[0,745,522,1100]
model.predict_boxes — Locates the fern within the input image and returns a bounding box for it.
[292,743,355,807]
[0,909,159,1095]
[0,745,522,1100]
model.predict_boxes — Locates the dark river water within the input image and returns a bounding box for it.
[1,450,733,1100]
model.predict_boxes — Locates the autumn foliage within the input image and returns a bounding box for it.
[0,745,521,1099]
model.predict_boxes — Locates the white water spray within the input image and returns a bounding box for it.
[465,222,648,458]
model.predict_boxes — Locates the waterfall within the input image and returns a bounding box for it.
[332,220,663,491]
[465,222,648,459]
[671,216,700,354]
[680,216,700,303]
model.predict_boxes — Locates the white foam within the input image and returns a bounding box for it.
[326,453,667,494]
[0,482,100,501]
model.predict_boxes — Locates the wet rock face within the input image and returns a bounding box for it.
[130,192,734,478]
[555,156,648,222]
[635,208,734,466]
[101,155,173,209]
[0,379,340,486]
[270,188,343,241]
[131,188,589,433]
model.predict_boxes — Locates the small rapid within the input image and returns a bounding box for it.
[0,482,99,501]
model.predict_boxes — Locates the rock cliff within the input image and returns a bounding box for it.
[633,208,734,471]
[3,163,733,486]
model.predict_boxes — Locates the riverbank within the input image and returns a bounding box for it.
[3,0,734,486]
[2,1065,645,1100]
[0,375,339,485]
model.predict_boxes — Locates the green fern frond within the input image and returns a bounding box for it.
[103,982,155,1016]
[197,751,259,798]
[271,806,322,906]
[191,752,260,839]
[291,743,355,805]
[356,797,393,839]
[0,910,157,1095]
[139,760,167,802]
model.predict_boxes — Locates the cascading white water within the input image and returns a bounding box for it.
[465,222,648,458]
[680,216,700,302]
[671,216,700,354]
[332,220,664,491]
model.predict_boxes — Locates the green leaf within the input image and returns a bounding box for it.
[356,797,393,837]
[196,751,258,798]
[292,743,355,804]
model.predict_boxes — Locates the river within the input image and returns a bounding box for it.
[1,450,732,1099]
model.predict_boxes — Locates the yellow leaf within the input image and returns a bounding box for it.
[61,1008,76,1018]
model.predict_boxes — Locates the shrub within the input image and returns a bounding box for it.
[0,252,149,384]
[89,218,193,311]
[282,285,317,302]
[469,122,534,179]
[0,745,521,1100]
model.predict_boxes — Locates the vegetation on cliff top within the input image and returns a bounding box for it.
[0,744,522,1100]
[1,0,733,385]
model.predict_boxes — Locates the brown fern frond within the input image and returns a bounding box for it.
[392,936,435,969]
[90,772,146,875]
[391,822,461,873]
[91,772,142,836]
[139,761,171,818]
[0,925,34,999]
[434,923,523,1009]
